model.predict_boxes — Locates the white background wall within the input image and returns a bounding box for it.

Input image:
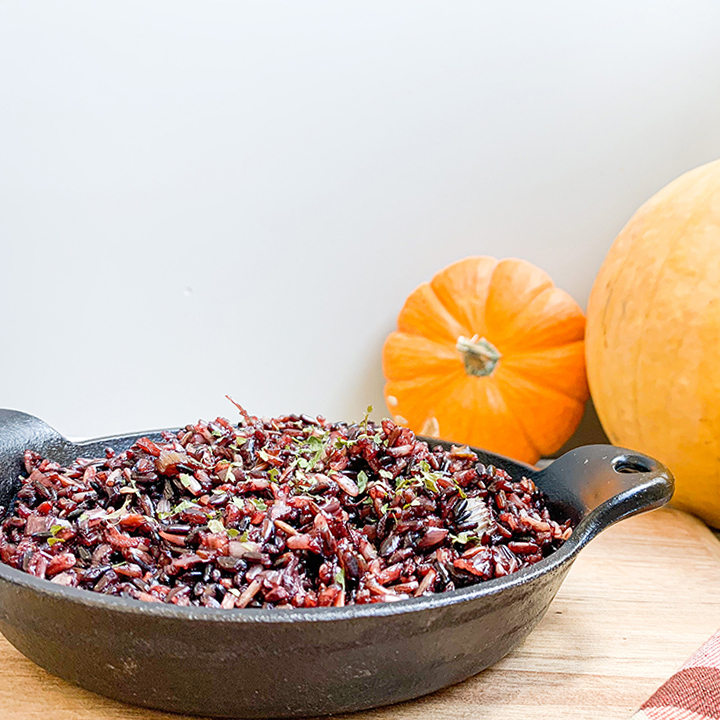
[2,1,720,439]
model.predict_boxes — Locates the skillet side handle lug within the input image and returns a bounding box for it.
[535,444,674,549]
[0,410,66,519]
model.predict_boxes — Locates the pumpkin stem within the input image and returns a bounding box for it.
[456,335,501,377]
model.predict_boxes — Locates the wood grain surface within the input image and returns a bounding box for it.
[0,507,718,720]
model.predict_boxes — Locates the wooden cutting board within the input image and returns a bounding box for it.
[0,507,718,720]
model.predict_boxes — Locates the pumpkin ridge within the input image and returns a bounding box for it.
[386,365,465,384]
[506,340,584,359]
[491,259,554,312]
[429,257,499,338]
[495,374,584,457]
[630,179,719,451]
[501,342,588,402]
[484,261,555,348]
[498,365,587,412]
[385,372,465,427]
[484,382,540,460]
[497,290,585,352]
[386,370,465,393]
[429,376,537,461]
[426,275,474,338]
[383,331,464,381]
[396,282,468,343]
[586,232,640,446]
[431,375,486,444]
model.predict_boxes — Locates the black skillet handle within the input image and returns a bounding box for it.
[534,444,674,549]
[0,410,67,516]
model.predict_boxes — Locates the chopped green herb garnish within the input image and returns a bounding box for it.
[333,567,345,590]
[356,470,368,494]
[307,435,324,450]
[175,499,199,514]
[452,531,469,544]
[394,475,417,492]
[207,519,225,534]
[449,532,481,545]
[293,433,327,472]
[360,405,373,435]
[416,460,443,494]
[306,435,325,468]
[46,521,71,543]
[158,499,199,520]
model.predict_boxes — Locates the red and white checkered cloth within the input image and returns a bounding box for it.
[632,629,720,719]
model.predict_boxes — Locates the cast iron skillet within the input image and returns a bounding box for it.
[0,409,673,718]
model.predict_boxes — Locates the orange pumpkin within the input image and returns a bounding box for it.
[382,257,589,464]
